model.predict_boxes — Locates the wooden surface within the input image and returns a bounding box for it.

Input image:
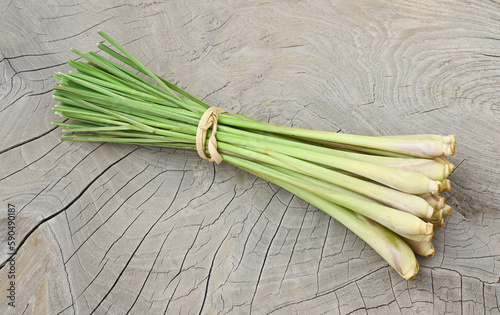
[0,1,499,314]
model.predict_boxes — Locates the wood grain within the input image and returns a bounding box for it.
[0,0,499,314]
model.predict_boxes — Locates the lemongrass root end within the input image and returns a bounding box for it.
[402,262,420,281]
[448,135,456,154]
[429,181,441,195]
[433,219,445,228]
[443,204,452,216]
[440,179,451,192]
[425,205,435,219]
[423,245,436,257]
[437,195,445,210]
[448,161,456,173]
[444,164,451,178]
[431,208,444,222]
[426,222,434,235]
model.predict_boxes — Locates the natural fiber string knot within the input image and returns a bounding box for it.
[196,107,227,164]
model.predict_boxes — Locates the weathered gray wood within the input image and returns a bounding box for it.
[0,0,499,314]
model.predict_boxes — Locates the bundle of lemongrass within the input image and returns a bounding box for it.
[52,31,456,280]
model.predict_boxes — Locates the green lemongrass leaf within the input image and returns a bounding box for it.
[98,41,210,112]
[57,113,196,143]
[58,72,132,100]
[96,35,206,114]
[65,69,168,103]
[69,60,127,87]
[61,134,174,144]
[63,137,195,149]
[72,99,156,133]
[55,85,201,125]
[70,60,165,102]
[87,51,196,107]
[52,105,127,126]
[97,31,191,109]
[56,93,198,138]
[60,126,134,133]
[117,111,198,136]
[72,49,178,105]
[53,122,133,132]
[87,130,186,141]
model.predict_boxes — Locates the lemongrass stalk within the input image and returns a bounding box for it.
[272,165,436,227]
[386,134,455,144]
[386,134,456,156]
[336,154,450,181]
[228,154,434,239]
[217,115,453,158]
[218,141,435,219]
[263,149,436,215]
[265,164,381,203]
[263,162,437,222]
[269,163,438,221]
[223,154,419,280]
[66,31,454,161]
[404,239,435,257]
[217,132,441,194]
[305,140,417,158]
[284,179,434,241]
[374,159,450,181]
[422,210,444,227]
[217,125,449,180]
